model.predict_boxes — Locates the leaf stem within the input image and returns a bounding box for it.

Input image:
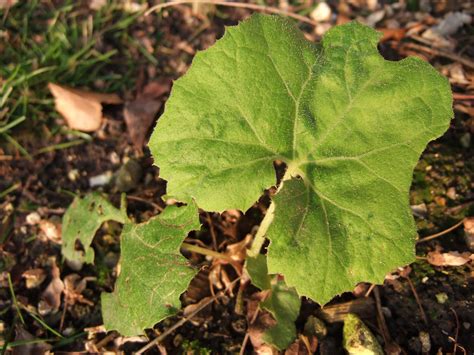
[181,242,234,263]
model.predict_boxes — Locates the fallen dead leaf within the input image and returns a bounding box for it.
[22,268,46,289]
[64,274,96,306]
[38,219,62,244]
[38,261,64,315]
[427,250,472,267]
[124,97,162,149]
[48,83,122,132]
[12,326,51,354]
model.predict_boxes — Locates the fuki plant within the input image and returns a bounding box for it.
[62,14,452,348]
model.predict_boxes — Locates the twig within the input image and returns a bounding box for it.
[181,242,235,263]
[403,41,474,70]
[206,212,218,251]
[126,195,163,212]
[416,219,465,244]
[453,93,474,101]
[364,283,376,298]
[373,286,391,345]
[405,275,428,325]
[136,277,240,354]
[145,0,318,27]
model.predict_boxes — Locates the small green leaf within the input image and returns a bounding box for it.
[246,254,300,350]
[149,15,452,303]
[246,254,271,290]
[101,203,201,336]
[262,280,300,350]
[62,193,127,263]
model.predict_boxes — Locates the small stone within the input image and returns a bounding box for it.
[66,258,83,271]
[435,292,448,304]
[115,159,142,192]
[464,218,474,252]
[310,2,331,22]
[343,314,383,355]
[26,212,41,225]
[68,169,80,182]
[463,322,470,330]
[422,276,429,283]
[89,171,113,187]
[419,331,431,353]
[460,132,471,148]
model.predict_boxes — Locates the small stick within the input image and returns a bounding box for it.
[145,0,318,27]
[403,41,474,70]
[373,286,391,345]
[206,212,218,251]
[453,93,474,101]
[136,278,240,354]
[364,283,376,298]
[405,276,428,325]
[416,219,465,244]
[126,195,163,212]
[181,242,235,263]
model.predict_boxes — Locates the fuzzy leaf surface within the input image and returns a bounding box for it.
[101,203,200,336]
[149,15,453,303]
[62,193,127,263]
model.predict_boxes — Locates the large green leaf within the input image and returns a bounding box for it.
[62,193,127,263]
[101,203,200,336]
[149,15,452,303]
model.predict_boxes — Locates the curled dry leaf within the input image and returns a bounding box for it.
[38,262,64,315]
[64,274,96,306]
[38,219,62,244]
[22,268,46,289]
[426,250,472,267]
[48,83,122,132]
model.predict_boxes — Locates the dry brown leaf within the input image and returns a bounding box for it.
[284,335,318,355]
[22,268,46,289]
[38,219,62,244]
[141,78,172,99]
[48,83,121,132]
[38,262,64,315]
[12,326,51,355]
[427,250,472,267]
[64,274,96,306]
[124,97,162,149]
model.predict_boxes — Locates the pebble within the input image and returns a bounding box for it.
[311,2,331,22]
[115,159,143,192]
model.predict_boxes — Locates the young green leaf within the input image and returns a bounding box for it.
[246,254,300,350]
[149,15,452,303]
[101,203,201,336]
[62,193,127,263]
